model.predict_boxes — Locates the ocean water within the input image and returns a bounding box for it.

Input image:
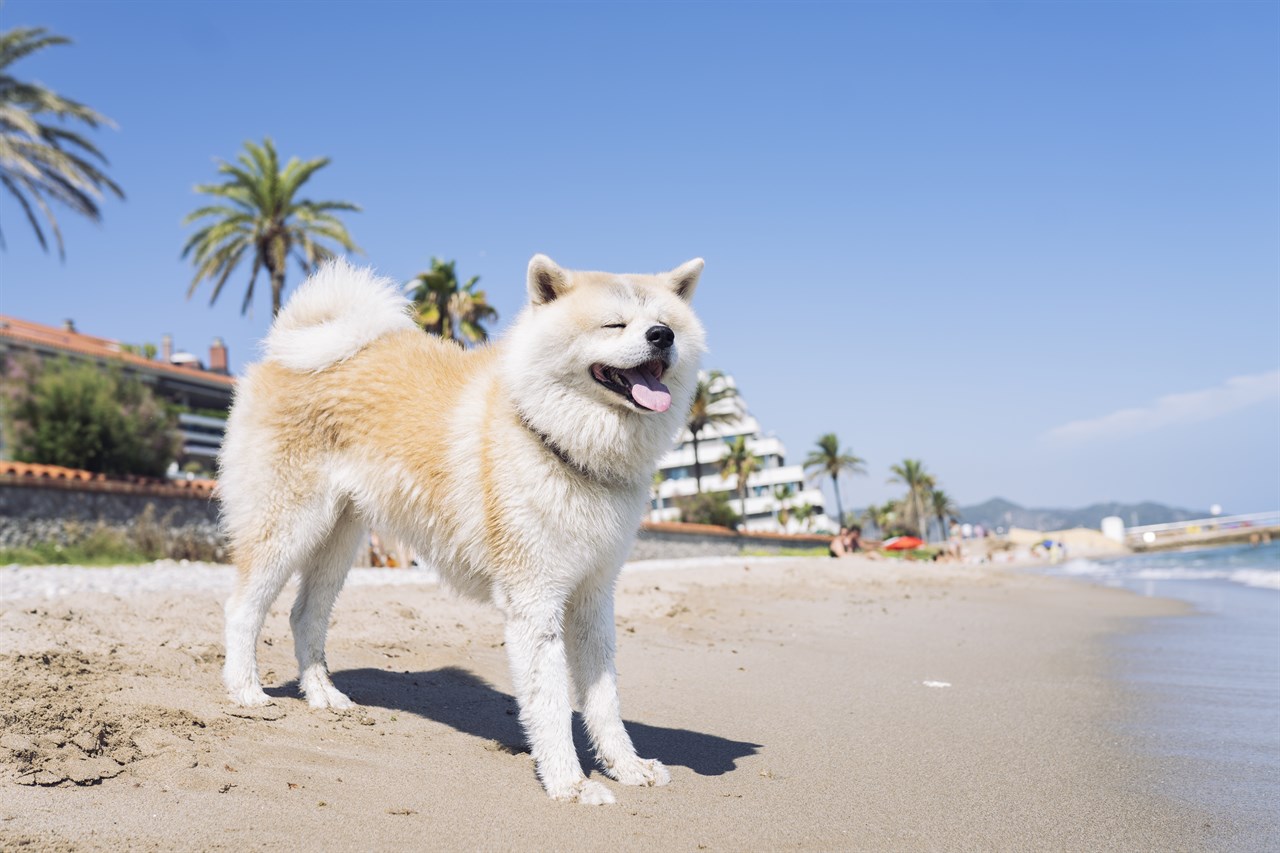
[1052,543,1280,848]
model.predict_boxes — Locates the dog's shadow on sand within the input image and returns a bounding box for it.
[308,666,760,776]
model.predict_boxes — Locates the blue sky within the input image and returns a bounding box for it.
[2,1,1277,513]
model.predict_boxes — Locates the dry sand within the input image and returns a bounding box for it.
[0,556,1224,851]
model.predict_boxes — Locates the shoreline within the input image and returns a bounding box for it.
[1,556,1233,850]
[1042,546,1280,852]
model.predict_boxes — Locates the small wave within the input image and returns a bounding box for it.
[1052,557,1278,592]
[1132,568,1229,582]
[1059,558,1112,577]
[1229,569,1280,591]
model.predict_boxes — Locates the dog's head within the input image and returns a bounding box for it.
[503,255,708,479]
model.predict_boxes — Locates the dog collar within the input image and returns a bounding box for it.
[517,413,609,484]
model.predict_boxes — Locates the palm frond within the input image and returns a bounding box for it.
[0,25,121,256]
[183,137,360,315]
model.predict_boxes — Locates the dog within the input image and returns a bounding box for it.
[217,254,706,803]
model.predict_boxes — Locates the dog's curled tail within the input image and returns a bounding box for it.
[263,259,417,372]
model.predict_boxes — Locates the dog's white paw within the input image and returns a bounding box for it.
[301,674,354,710]
[547,778,616,805]
[306,687,354,710]
[607,757,671,787]
[228,686,273,708]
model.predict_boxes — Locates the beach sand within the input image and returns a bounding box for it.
[0,557,1231,851]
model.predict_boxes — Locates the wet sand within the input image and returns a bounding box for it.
[0,556,1229,851]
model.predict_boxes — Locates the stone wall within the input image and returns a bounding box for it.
[1,475,831,564]
[0,476,222,556]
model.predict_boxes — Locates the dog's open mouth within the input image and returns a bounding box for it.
[591,359,671,412]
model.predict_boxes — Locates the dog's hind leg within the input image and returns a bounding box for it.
[223,498,341,707]
[290,508,364,709]
[567,570,670,788]
[223,562,295,707]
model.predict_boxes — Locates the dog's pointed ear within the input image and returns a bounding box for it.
[527,254,571,305]
[668,258,704,302]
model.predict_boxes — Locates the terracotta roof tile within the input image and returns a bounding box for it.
[0,461,217,497]
[0,315,234,387]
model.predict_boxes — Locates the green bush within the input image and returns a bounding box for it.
[3,356,179,477]
[674,491,741,529]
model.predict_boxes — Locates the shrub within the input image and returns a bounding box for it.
[3,356,179,477]
[674,491,741,529]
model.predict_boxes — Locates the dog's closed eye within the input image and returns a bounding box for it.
[602,323,627,330]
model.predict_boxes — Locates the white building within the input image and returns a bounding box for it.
[650,375,832,533]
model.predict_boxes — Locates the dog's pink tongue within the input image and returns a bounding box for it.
[619,367,672,412]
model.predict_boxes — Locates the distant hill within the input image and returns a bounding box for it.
[956,498,1207,532]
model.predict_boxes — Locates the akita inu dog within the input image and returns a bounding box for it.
[218,254,706,803]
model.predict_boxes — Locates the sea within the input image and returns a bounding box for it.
[1050,542,1280,849]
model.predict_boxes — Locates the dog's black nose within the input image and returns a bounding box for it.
[646,325,674,349]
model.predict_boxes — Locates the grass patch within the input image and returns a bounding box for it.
[879,547,941,561]
[0,526,149,565]
[0,504,223,565]
[742,546,831,558]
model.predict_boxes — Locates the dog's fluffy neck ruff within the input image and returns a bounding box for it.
[505,380,685,488]
[515,408,611,484]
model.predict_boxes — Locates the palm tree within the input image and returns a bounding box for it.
[650,469,666,519]
[802,434,866,532]
[685,371,738,492]
[773,484,795,530]
[182,137,360,317]
[931,488,959,542]
[0,26,123,257]
[720,435,761,526]
[405,258,497,345]
[861,500,896,539]
[793,502,815,532]
[888,459,934,540]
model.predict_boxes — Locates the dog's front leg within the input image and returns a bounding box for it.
[567,574,671,788]
[504,605,615,804]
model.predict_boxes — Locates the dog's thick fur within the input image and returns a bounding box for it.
[218,254,706,803]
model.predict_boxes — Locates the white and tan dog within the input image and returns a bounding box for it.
[218,254,706,803]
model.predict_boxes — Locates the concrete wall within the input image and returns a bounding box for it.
[629,522,831,561]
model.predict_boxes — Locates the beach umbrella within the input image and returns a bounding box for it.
[883,536,924,551]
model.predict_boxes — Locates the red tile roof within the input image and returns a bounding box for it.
[0,461,217,498]
[0,315,235,387]
[641,520,832,544]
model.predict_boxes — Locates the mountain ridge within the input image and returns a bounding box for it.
[954,497,1207,532]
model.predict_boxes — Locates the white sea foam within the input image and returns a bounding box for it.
[1056,554,1278,592]
[1229,569,1280,591]
[1060,558,1111,577]
[1132,568,1229,582]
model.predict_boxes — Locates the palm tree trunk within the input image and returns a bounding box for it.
[831,473,844,528]
[270,267,286,317]
[740,482,748,529]
[692,429,703,493]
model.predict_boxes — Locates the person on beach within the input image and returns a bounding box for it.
[830,527,851,558]
[831,525,879,559]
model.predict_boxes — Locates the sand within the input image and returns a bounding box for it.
[0,556,1225,851]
